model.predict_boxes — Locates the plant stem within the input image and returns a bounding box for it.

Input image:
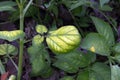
[17,0,33,79]
[7,55,18,71]
[17,4,24,80]
[6,44,18,71]
[108,56,113,68]
[23,0,33,15]
[69,10,84,37]
[0,59,6,74]
[17,40,24,80]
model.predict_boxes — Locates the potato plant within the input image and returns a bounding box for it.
[0,0,120,80]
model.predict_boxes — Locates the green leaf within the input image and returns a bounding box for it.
[36,25,48,34]
[77,69,102,80]
[71,6,82,16]
[28,44,52,78]
[0,1,16,7]
[77,68,102,80]
[47,1,58,17]
[10,5,38,21]
[25,5,38,17]
[60,76,74,80]
[0,1,16,11]
[32,35,44,46]
[70,0,90,10]
[91,62,111,80]
[100,0,110,7]
[53,60,78,73]
[77,62,111,80]
[61,0,76,8]
[90,72,102,80]
[113,43,120,63]
[91,16,115,46]
[99,5,113,11]
[77,17,90,27]
[53,50,96,73]
[56,51,96,67]
[81,33,110,56]
[114,54,120,63]
[111,65,120,80]
[0,60,6,74]
[112,43,120,54]
[0,44,17,55]
[77,70,89,80]
[46,25,81,54]
[49,21,57,31]
[0,30,24,41]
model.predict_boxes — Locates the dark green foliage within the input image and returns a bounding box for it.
[1,0,120,79]
[91,16,115,46]
[53,50,96,73]
[81,33,110,56]
[28,44,53,78]
[59,76,74,80]
[0,1,16,11]
[112,43,120,54]
[111,65,120,80]
[77,70,89,80]
[77,62,111,80]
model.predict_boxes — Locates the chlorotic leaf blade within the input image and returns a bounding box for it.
[0,44,17,55]
[46,25,81,54]
[0,30,24,41]
[36,25,48,34]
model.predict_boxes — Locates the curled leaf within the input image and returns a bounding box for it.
[36,25,48,34]
[46,25,81,54]
[0,30,24,41]
[0,44,17,55]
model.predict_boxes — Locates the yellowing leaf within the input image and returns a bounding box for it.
[32,35,44,46]
[36,25,48,34]
[0,30,24,41]
[0,44,17,55]
[90,46,95,52]
[46,25,81,54]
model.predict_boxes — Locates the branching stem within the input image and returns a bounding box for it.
[16,0,33,80]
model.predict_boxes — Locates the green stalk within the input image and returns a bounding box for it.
[17,0,33,79]
[17,4,24,80]
[0,59,6,74]
[7,54,18,71]
[17,39,24,80]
